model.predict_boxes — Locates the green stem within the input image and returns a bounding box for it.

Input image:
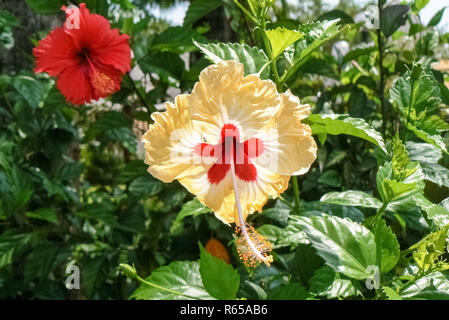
[134,273,202,300]
[259,20,282,90]
[377,0,387,139]
[232,0,258,24]
[292,176,301,214]
[368,202,388,228]
[126,73,154,117]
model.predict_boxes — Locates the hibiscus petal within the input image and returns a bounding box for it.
[64,3,131,73]
[188,60,282,140]
[179,163,289,224]
[33,27,78,77]
[56,64,95,105]
[254,90,317,175]
[143,95,209,183]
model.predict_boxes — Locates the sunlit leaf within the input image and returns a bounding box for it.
[304,114,387,154]
[199,243,239,300]
[290,215,377,280]
[321,190,382,209]
[266,27,303,59]
[194,41,270,78]
[131,261,214,300]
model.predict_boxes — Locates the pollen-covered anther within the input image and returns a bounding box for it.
[234,224,273,268]
[91,72,115,96]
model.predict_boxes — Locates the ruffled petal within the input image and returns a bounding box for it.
[188,60,282,142]
[33,27,78,76]
[63,3,131,73]
[254,90,317,176]
[143,95,210,183]
[178,163,289,224]
[55,62,122,105]
[56,64,95,105]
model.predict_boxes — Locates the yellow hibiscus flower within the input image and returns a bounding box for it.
[143,60,317,266]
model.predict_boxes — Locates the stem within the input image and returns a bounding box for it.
[126,73,154,117]
[230,151,271,265]
[260,20,282,90]
[292,176,301,214]
[134,273,201,300]
[232,0,258,24]
[368,202,388,228]
[377,0,387,139]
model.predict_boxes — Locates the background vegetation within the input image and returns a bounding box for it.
[0,0,449,300]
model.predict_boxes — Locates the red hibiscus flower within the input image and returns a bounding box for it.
[33,3,131,105]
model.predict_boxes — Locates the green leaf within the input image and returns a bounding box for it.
[373,219,400,273]
[24,243,60,282]
[131,261,214,300]
[292,244,324,285]
[26,208,58,224]
[317,170,341,187]
[392,133,416,181]
[171,198,211,233]
[183,0,223,26]
[383,286,402,300]
[406,141,442,163]
[420,162,449,189]
[268,282,312,300]
[12,76,46,108]
[428,7,446,27]
[304,114,387,154]
[262,200,290,227]
[25,0,65,14]
[376,159,424,204]
[408,224,449,271]
[412,0,429,12]
[381,5,409,38]
[258,223,308,248]
[116,160,148,184]
[390,69,441,118]
[199,243,239,300]
[0,10,20,28]
[0,233,40,269]
[266,27,303,59]
[194,41,270,78]
[81,256,106,299]
[151,27,205,54]
[139,52,185,82]
[90,111,132,133]
[321,190,382,209]
[290,215,377,280]
[407,123,448,154]
[413,194,449,229]
[317,10,354,25]
[309,266,358,299]
[401,271,449,299]
[285,19,342,82]
[76,202,120,228]
[342,45,375,64]
[129,176,163,199]
[0,244,14,269]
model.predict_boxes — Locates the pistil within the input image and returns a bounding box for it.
[229,148,273,267]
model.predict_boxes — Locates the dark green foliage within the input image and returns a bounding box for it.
[1,0,449,300]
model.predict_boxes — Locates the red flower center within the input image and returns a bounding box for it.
[79,49,115,97]
[195,124,264,184]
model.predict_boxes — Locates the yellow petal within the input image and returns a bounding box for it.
[254,90,317,176]
[188,60,282,140]
[178,164,289,224]
[142,94,208,183]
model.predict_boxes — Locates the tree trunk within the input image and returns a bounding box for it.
[0,0,62,73]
